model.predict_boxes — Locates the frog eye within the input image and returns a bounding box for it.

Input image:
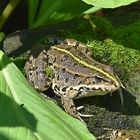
[92,76,103,83]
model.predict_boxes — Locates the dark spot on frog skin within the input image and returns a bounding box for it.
[65,77,69,82]
[62,87,67,92]
[74,74,79,79]
[28,67,32,71]
[70,87,73,90]
[30,80,34,85]
[78,81,83,85]
[46,54,50,59]
[61,55,68,62]
[41,57,48,62]
[29,71,33,76]
[62,68,66,73]
[91,88,96,91]
[52,65,57,70]
[53,57,56,63]
[54,85,60,92]
[57,75,59,81]
[70,104,75,109]
[73,63,78,67]
[27,59,32,64]
[85,48,90,54]
[79,52,83,57]
[48,62,52,66]
[33,66,38,71]
[44,84,49,89]
[79,52,86,59]
[46,78,52,82]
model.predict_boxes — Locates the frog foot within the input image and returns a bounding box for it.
[77,106,93,117]
[78,112,93,117]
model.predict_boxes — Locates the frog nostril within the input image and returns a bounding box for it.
[106,66,113,73]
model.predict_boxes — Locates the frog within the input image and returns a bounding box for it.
[24,38,123,122]
[112,129,140,140]
[97,129,140,140]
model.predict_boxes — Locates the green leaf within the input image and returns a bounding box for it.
[0,32,5,42]
[0,50,95,140]
[82,0,138,8]
[28,0,91,28]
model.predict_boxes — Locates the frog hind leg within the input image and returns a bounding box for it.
[24,43,52,92]
[61,89,92,123]
[61,91,83,123]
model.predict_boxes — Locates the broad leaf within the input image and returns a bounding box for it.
[28,0,91,28]
[0,51,95,140]
[82,0,138,8]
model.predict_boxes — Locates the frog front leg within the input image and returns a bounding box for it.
[61,89,92,123]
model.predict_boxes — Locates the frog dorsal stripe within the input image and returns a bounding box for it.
[52,46,120,87]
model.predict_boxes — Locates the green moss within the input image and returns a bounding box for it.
[88,39,140,81]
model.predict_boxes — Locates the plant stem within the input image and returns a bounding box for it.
[0,0,20,31]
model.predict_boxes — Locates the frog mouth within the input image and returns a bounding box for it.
[74,84,123,104]
[75,84,118,92]
[91,85,123,105]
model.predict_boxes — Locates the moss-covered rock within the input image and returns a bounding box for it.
[88,39,140,82]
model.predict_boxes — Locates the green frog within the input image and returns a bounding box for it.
[24,38,123,122]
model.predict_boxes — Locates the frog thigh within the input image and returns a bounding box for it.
[25,43,51,92]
